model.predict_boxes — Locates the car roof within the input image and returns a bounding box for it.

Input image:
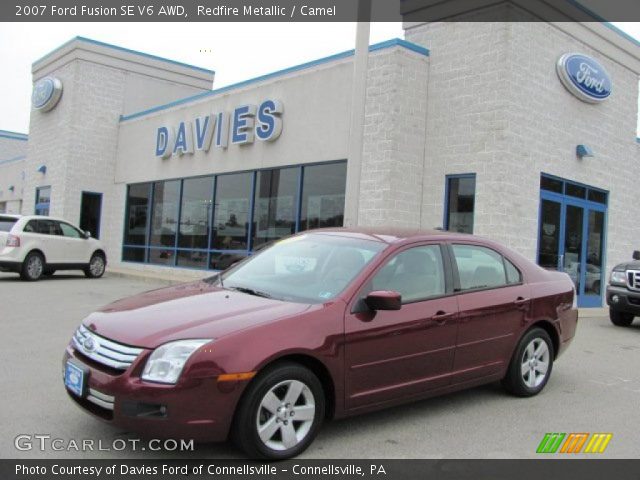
[15,215,77,224]
[306,227,480,245]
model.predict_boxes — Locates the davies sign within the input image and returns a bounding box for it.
[155,99,283,158]
[556,53,612,104]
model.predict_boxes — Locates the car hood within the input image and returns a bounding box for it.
[613,261,640,271]
[82,281,313,349]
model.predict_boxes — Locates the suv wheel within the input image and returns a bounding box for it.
[502,327,554,397]
[609,309,634,327]
[84,253,106,278]
[232,362,325,459]
[21,252,45,281]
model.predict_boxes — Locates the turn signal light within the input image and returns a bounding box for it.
[6,235,20,247]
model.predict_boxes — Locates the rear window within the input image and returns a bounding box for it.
[0,216,17,232]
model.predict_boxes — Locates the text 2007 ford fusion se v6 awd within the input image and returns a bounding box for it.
[63,228,578,459]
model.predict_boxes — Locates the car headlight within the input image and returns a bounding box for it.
[141,339,211,384]
[610,270,627,286]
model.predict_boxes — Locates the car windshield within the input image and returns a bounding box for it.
[0,216,17,232]
[213,233,386,303]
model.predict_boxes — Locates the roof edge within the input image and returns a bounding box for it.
[119,38,429,123]
[33,36,215,75]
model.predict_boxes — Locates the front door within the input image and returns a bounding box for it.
[538,176,607,307]
[80,191,102,239]
[344,244,458,410]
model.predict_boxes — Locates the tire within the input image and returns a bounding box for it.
[609,309,634,327]
[502,327,554,397]
[232,362,325,460]
[20,252,45,282]
[84,253,106,279]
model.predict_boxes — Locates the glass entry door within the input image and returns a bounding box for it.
[538,178,607,308]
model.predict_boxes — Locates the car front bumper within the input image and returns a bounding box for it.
[63,345,247,442]
[606,285,640,316]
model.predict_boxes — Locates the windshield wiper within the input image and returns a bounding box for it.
[227,286,272,299]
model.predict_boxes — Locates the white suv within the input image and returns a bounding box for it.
[0,214,107,281]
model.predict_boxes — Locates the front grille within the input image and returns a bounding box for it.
[627,270,640,292]
[72,324,143,370]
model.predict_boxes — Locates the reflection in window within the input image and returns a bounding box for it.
[211,173,252,250]
[585,210,605,296]
[150,180,180,247]
[445,175,475,234]
[300,162,347,231]
[253,168,298,248]
[125,184,151,246]
[179,177,213,250]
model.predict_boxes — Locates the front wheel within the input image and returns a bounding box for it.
[84,253,105,278]
[232,362,325,459]
[502,327,554,397]
[609,309,634,327]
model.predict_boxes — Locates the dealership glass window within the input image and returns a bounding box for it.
[445,175,476,234]
[300,162,347,231]
[179,177,214,250]
[211,172,252,250]
[122,161,347,270]
[35,186,51,216]
[540,176,563,194]
[124,183,151,246]
[253,167,298,248]
[150,180,180,247]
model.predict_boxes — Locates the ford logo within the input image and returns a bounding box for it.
[83,337,96,352]
[32,76,63,112]
[556,53,611,104]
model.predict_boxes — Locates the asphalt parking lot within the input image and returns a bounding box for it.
[1,271,639,459]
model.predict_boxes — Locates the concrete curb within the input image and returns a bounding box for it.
[105,267,206,285]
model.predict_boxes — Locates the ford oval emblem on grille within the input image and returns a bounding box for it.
[83,337,96,352]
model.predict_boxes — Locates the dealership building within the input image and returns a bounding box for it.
[1,2,639,307]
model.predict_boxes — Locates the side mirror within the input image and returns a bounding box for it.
[365,290,402,311]
[83,231,91,239]
[633,251,640,261]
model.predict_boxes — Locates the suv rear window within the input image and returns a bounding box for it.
[0,216,17,232]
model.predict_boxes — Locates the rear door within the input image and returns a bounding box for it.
[449,243,530,383]
[34,219,66,264]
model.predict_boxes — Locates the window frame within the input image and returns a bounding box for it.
[34,185,51,216]
[443,173,476,234]
[446,242,524,294]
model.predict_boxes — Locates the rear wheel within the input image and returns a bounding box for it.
[84,253,105,278]
[232,362,325,459]
[20,252,44,281]
[609,309,634,327]
[502,327,554,397]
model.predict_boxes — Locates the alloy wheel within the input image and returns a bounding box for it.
[27,255,43,279]
[90,256,105,276]
[256,379,316,451]
[521,338,550,388]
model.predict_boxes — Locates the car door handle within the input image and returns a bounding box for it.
[514,297,530,308]
[430,311,455,325]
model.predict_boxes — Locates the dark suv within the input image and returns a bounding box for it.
[606,251,640,326]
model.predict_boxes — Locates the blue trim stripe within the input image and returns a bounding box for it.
[120,38,429,123]
[33,36,215,75]
[0,155,26,166]
[0,130,28,141]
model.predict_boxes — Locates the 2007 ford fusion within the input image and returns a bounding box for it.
[63,228,578,459]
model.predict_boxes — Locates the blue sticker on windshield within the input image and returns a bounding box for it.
[318,291,333,299]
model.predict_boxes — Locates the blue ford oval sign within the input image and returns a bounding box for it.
[556,53,611,103]
[32,76,63,112]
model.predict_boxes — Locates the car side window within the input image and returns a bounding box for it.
[504,258,522,285]
[59,222,82,238]
[452,244,508,290]
[368,245,446,303]
[23,220,37,233]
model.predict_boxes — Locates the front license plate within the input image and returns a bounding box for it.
[64,360,87,397]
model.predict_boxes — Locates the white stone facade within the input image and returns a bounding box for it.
[0,133,28,214]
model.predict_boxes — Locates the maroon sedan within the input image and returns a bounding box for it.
[63,228,577,459]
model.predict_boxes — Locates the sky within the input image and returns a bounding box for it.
[0,22,638,134]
